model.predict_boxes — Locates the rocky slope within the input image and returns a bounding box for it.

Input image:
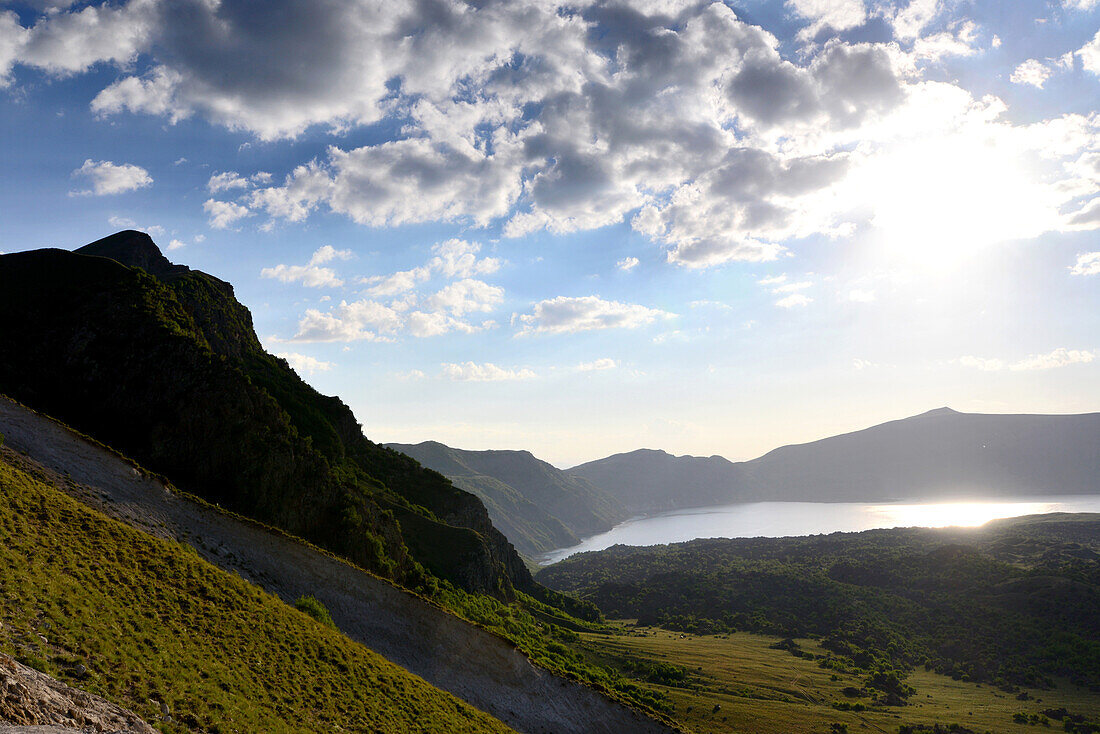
[0,396,675,734]
[0,654,154,734]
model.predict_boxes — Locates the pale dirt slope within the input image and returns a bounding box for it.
[0,396,674,734]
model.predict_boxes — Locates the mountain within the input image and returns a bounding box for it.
[0,231,545,602]
[569,407,1100,512]
[387,441,628,556]
[567,448,745,514]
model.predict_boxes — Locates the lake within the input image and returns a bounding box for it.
[538,495,1100,565]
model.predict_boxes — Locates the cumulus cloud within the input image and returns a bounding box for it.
[426,279,504,316]
[441,362,537,382]
[787,0,866,36]
[516,295,673,335]
[959,348,1095,371]
[203,199,251,229]
[617,257,640,271]
[1010,54,1073,88]
[260,245,351,288]
[7,0,1098,267]
[277,351,333,374]
[71,159,152,195]
[428,239,500,279]
[285,238,504,341]
[1070,251,1100,276]
[1079,29,1100,75]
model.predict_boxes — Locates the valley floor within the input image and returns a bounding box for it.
[577,625,1100,734]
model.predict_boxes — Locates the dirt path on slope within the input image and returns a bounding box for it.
[0,397,674,734]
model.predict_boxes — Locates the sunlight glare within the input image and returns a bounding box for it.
[867,500,1058,529]
[859,136,1057,271]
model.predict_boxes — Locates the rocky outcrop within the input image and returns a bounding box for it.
[0,654,154,734]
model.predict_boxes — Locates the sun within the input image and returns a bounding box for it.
[857,134,1060,272]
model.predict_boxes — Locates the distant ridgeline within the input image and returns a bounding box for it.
[568,408,1100,513]
[387,441,629,556]
[0,231,580,613]
[538,513,1100,692]
[389,409,1100,555]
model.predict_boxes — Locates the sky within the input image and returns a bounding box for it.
[1,0,1098,468]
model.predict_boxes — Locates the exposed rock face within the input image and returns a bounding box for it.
[0,654,154,734]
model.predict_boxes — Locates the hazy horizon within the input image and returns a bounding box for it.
[2,0,1098,467]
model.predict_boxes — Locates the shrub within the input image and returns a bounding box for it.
[294,595,336,629]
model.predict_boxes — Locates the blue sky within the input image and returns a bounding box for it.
[1,0,1098,466]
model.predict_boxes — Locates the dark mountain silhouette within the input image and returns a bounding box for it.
[0,231,571,607]
[387,441,627,555]
[569,407,1100,513]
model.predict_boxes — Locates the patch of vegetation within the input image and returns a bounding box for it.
[0,454,515,734]
[575,626,1100,734]
[538,518,1100,692]
[294,595,336,628]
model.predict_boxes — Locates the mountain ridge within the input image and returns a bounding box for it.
[0,232,553,605]
[387,440,628,556]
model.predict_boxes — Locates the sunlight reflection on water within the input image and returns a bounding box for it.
[538,496,1100,565]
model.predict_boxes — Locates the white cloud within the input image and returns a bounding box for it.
[617,257,640,271]
[428,239,500,279]
[71,159,152,195]
[1064,0,1100,10]
[758,274,788,285]
[516,296,673,336]
[260,245,351,288]
[167,239,186,251]
[441,362,537,382]
[912,22,980,61]
[788,0,866,36]
[846,288,876,302]
[363,267,430,297]
[7,0,1098,270]
[576,358,617,372]
[776,293,812,308]
[1078,29,1100,75]
[1069,251,1100,276]
[207,171,251,193]
[277,351,333,374]
[889,0,942,40]
[426,279,504,316]
[1010,59,1053,88]
[203,199,251,229]
[959,348,1095,371]
[772,280,813,293]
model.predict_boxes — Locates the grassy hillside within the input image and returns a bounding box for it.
[388,441,627,555]
[0,449,516,734]
[577,626,1100,734]
[0,233,540,602]
[538,516,1100,694]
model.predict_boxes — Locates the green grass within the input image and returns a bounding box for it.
[576,624,1100,734]
[0,453,516,734]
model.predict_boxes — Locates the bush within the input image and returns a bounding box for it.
[295,595,336,629]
